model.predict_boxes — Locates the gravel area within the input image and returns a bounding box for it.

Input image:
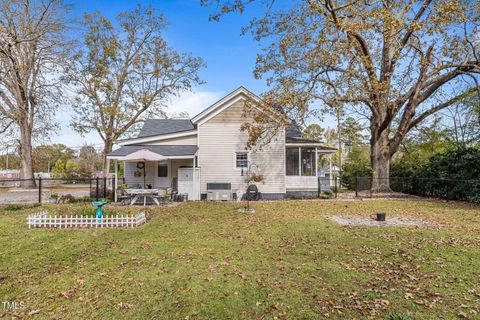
[329,215,436,227]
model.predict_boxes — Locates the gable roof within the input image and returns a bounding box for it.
[191,86,261,125]
[137,119,196,139]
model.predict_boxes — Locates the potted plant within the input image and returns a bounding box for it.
[49,193,60,204]
[250,173,265,183]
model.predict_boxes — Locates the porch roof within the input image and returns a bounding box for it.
[107,145,198,159]
[285,137,337,151]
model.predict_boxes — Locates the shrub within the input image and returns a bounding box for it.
[58,194,76,203]
[341,160,373,190]
[5,204,24,211]
[391,147,480,202]
[319,190,334,199]
[49,192,60,199]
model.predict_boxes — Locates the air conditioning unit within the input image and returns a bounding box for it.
[207,183,232,201]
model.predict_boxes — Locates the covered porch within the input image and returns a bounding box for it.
[285,138,337,196]
[107,145,200,202]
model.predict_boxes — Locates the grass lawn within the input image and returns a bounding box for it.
[0,199,479,319]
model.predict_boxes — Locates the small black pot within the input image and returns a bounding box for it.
[376,212,386,221]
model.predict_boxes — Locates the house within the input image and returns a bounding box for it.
[107,87,336,200]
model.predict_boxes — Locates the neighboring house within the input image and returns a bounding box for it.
[0,169,20,179]
[107,87,336,200]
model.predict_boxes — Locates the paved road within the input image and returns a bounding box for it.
[0,188,91,204]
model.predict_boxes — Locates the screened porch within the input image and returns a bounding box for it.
[285,146,336,191]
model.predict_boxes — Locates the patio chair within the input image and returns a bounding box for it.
[153,188,167,204]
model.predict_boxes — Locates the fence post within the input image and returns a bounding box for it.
[95,177,99,200]
[335,176,338,198]
[355,176,358,197]
[370,177,373,198]
[103,177,107,199]
[412,176,416,195]
[38,177,42,204]
[111,177,116,202]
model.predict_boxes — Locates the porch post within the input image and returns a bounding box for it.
[329,154,333,186]
[192,156,196,200]
[298,147,301,176]
[114,159,118,202]
[315,147,318,177]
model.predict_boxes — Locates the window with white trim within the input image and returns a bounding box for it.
[235,152,249,168]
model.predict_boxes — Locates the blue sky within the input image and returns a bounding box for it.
[53,0,277,147]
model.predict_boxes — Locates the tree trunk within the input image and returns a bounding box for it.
[19,120,35,188]
[370,128,391,192]
[103,139,114,175]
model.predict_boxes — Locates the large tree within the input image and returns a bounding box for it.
[204,0,480,190]
[0,0,69,187]
[32,144,75,173]
[68,5,204,173]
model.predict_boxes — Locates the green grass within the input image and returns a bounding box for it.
[0,200,479,319]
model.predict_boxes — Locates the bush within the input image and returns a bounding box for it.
[58,194,76,203]
[392,147,480,202]
[319,190,334,199]
[5,204,24,211]
[341,161,373,190]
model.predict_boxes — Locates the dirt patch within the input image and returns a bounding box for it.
[329,215,436,227]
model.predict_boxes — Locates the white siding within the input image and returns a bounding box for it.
[144,134,197,145]
[286,176,318,191]
[124,161,156,188]
[124,159,193,189]
[197,100,285,194]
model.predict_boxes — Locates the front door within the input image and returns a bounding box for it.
[155,160,170,188]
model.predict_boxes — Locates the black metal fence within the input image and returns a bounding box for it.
[0,177,125,204]
[354,176,480,202]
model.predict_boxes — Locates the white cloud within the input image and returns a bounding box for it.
[166,90,221,118]
[49,90,222,148]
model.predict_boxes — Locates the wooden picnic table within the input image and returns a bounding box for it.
[126,188,160,206]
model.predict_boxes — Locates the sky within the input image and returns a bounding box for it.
[51,0,287,148]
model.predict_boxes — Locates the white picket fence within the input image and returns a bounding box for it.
[27,210,146,229]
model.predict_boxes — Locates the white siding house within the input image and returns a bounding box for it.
[107,87,336,200]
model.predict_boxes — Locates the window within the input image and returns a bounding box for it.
[158,164,168,177]
[286,148,299,175]
[235,152,248,168]
[286,147,316,176]
[301,148,316,176]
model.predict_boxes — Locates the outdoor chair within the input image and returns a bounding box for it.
[153,188,167,203]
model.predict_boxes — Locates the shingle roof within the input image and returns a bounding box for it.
[285,123,303,139]
[107,145,198,157]
[285,137,337,150]
[136,119,196,138]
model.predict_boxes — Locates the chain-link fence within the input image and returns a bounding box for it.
[0,177,124,204]
[354,176,480,202]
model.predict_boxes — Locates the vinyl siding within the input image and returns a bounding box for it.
[124,159,193,189]
[285,176,318,191]
[124,161,156,188]
[197,100,285,194]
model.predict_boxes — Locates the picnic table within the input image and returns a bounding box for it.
[126,188,160,206]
